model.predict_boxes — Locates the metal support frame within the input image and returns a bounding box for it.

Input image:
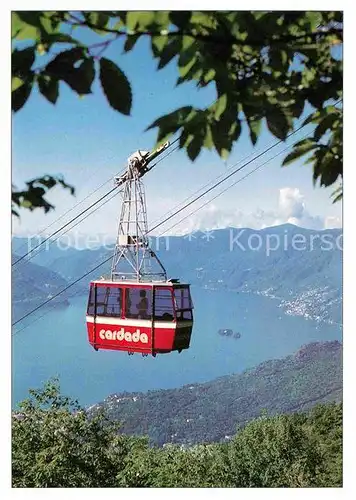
[110,145,169,282]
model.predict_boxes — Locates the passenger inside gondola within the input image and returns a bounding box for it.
[125,288,152,319]
[137,290,149,319]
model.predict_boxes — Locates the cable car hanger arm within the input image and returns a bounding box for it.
[114,141,171,187]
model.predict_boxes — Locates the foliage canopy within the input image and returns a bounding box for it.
[12,11,343,215]
[12,379,342,487]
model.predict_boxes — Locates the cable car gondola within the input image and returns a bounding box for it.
[86,143,194,356]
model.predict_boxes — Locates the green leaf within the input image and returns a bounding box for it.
[146,106,195,143]
[147,107,194,131]
[266,108,290,140]
[169,11,192,28]
[289,98,305,119]
[331,185,343,203]
[11,12,25,38]
[220,148,230,160]
[12,76,24,92]
[179,56,197,78]
[187,134,204,161]
[151,35,168,56]
[20,199,32,208]
[126,11,155,30]
[203,68,216,84]
[293,137,318,149]
[86,11,110,30]
[153,11,170,29]
[211,121,233,156]
[177,65,203,86]
[203,125,214,150]
[214,95,227,120]
[305,11,323,30]
[12,21,39,40]
[269,49,289,72]
[124,34,141,53]
[157,37,181,69]
[13,10,56,40]
[247,118,262,145]
[15,11,59,39]
[319,157,341,187]
[46,47,85,75]
[65,58,95,95]
[12,76,33,112]
[182,35,195,51]
[12,47,35,78]
[41,11,62,31]
[178,40,197,73]
[190,12,215,28]
[38,75,59,104]
[16,11,42,29]
[179,130,195,149]
[46,49,95,95]
[99,58,132,115]
[38,13,59,35]
[302,110,320,126]
[230,119,242,142]
[314,113,339,141]
[282,143,319,166]
[80,58,95,89]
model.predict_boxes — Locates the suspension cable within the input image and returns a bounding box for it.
[149,133,300,229]
[12,185,119,267]
[12,139,180,267]
[158,131,312,237]
[13,167,122,258]
[12,126,314,329]
[15,187,121,264]
[147,121,310,236]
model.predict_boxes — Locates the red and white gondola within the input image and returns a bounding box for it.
[86,143,194,356]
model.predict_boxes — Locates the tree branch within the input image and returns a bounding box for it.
[64,13,342,48]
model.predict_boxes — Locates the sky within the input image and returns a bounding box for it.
[12,23,343,241]
[4,4,355,494]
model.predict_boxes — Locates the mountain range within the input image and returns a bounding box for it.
[12,224,342,324]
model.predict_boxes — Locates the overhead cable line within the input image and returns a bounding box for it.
[12,255,114,327]
[14,188,121,264]
[12,125,314,329]
[12,185,119,267]
[147,121,311,236]
[13,165,123,258]
[12,139,180,267]
[158,131,312,236]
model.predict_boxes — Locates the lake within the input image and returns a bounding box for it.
[12,286,342,407]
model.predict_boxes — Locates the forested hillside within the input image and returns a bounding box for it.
[12,253,70,323]
[90,340,342,445]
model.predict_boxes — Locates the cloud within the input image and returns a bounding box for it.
[278,187,305,219]
[13,185,342,239]
[276,188,324,229]
[324,216,342,229]
[164,187,341,234]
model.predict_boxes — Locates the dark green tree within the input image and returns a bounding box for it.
[12,11,343,216]
[306,403,343,486]
[221,413,324,487]
[12,378,148,487]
